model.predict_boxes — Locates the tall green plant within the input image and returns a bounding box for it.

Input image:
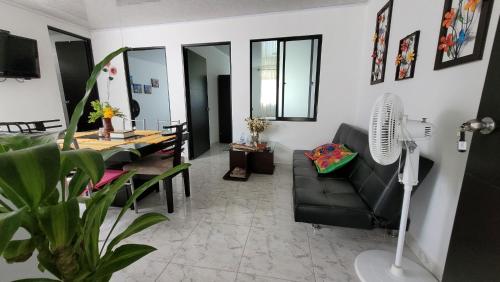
[0,48,190,281]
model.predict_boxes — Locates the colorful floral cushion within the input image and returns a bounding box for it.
[313,145,357,174]
[304,143,339,160]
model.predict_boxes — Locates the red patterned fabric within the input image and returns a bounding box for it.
[313,145,357,174]
[304,143,341,160]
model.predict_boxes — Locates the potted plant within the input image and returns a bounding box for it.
[0,47,190,281]
[88,100,124,137]
[245,117,270,147]
[88,63,123,138]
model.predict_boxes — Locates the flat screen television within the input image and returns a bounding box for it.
[0,32,40,79]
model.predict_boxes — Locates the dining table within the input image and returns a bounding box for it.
[58,129,176,165]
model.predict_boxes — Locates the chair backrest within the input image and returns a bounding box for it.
[0,119,62,133]
[157,120,181,130]
[163,122,188,166]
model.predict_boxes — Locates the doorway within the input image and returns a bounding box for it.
[182,42,232,159]
[48,26,99,131]
[123,47,171,130]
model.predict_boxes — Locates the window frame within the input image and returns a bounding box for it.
[250,34,323,122]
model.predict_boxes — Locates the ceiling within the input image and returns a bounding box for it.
[6,0,367,29]
[7,0,89,27]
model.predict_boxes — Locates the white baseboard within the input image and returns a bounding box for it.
[406,233,443,281]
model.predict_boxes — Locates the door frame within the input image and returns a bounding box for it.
[123,46,172,128]
[182,41,233,159]
[48,26,98,126]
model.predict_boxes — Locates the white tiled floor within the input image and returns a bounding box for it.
[103,144,415,282]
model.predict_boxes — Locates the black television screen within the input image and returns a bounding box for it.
[0,33,40,79]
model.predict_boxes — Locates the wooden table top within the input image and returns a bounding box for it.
[59,130,175,151]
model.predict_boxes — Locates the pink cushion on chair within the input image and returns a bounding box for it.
[94,169,128,190]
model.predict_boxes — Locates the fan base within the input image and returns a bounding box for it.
[355,250,437,282]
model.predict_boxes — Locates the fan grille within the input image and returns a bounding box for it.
[369,93,403,165]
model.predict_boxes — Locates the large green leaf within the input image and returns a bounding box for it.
[95,244,156,278]
[3,239,36,263]
[106,213,167,253]
[77,170,136,264]
[63,47,128,151]
[102,163,190,250]
[0,143,60,208]
[0,134,55,152]
[67,169,91,199]
[0,208,26,256]
[38,198,79,250]
[60,149,104,185]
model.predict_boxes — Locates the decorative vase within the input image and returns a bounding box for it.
[251,132,260,147]
[102,118,114,138]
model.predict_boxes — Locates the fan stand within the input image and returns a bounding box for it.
[355,144,437,282]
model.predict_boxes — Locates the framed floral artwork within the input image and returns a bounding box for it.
[434,0,493,70]
[370,0,393,85]
[395,31,420,81]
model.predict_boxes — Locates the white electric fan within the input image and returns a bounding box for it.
[354,93,437,282]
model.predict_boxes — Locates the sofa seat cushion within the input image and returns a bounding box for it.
[293,176,373,229]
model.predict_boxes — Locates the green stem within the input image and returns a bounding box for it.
[60,177,67,202]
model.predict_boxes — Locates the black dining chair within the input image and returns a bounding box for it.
[123,122,190,213]
[0,119,62,134]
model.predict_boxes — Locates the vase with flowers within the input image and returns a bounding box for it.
[245,117,271,147]
[88,101,124,137]
[87,62,123,137]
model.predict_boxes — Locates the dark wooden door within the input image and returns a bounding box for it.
[184,49,210,159]
[56,41,99,131]
[218,75,232,143]
[442,18,500,282]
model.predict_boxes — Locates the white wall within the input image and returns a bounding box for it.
[0,2,90,280]
[127,49,171,130]
[0,1,90,127]
[354,0,500,279]
[187,45,230,144]
[91,5,367,163]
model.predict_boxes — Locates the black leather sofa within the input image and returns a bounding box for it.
[293,123,433,230]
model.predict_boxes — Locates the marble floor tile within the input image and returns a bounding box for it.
[172,221,250,271]
[252,199,299,229]
[240,225,315,282]
[308,226,416,282]
[200,196,258,226]
[110,258,167,282]
[105,143,426,282]
[157,263,237,282]
[236,272,294,282]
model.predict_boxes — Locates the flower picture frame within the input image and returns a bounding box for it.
[370,0,393,85]
[395,31,420,81]
[434,0,493,70]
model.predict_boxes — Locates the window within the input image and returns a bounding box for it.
[251,35,322,121]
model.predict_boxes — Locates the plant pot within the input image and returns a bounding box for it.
[102,118,114,138]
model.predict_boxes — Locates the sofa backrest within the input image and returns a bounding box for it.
[333,123,433,225]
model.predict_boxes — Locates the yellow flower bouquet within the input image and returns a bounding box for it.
[88,100,124,123]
